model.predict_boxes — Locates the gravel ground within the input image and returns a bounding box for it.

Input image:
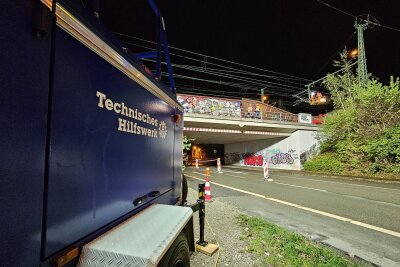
[187,188,260,267]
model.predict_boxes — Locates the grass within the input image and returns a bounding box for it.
[237,214,370,267]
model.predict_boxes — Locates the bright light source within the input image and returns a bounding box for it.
[349,48,358,58]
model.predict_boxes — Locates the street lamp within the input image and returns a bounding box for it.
[349,48,358,58]
[262,95,268,102]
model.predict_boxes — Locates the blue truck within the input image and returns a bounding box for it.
[0,1,195,266]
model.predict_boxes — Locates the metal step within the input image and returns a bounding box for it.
[78,204,193,267]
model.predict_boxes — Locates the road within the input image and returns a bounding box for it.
[184,165,400,267]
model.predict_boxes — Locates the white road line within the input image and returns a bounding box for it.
[224,173,248,179]
[188,175,265,198]
[218,169,246,174]
[275,182,328,192]
[223,166,261,172]
[221,166,400,192]
[192,171,213,177]
[273,174,400,192]
[186,174,400,239]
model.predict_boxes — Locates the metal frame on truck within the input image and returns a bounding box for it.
[0,0,194,266]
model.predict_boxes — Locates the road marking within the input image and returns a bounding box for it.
[220,166,400,192]
[218,167,400,192]
[274,182,328,192]
[219,169,246,174]
[194,166,245,174]
[186,174,400,239]
[224,173,247,179]
[192,171,213,177]
[272,174,400,192]
[224,165,257,170]
[207,171,400,206]
[187,174,264,198]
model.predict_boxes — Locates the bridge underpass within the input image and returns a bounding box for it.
[183,113,319,143]
[183,113,320,170]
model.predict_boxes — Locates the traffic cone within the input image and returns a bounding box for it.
[204,168,212,202]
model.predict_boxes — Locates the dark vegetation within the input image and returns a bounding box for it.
[304,51,400,179]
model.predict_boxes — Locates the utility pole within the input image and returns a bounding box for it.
[261,88,264,102]
[355,15,373,86]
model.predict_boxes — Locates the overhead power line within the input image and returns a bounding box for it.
[161,73,299,97]
[311,31,356,79]
[123,40,294,83]
[317,0,400,33]
[375,23,400,33]
[147,60,305,91]
[113,32,312,81]
[316,0,355,18]
[123,40,307,94]
[114,34,318,107]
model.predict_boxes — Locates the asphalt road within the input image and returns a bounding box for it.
[184,166,400,267]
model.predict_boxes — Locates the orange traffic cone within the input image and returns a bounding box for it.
[204,168,212,202]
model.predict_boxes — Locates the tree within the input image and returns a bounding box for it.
[182,136,194,166]
[310,50,400,175]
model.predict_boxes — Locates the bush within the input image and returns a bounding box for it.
[303,153,344,174]
[362,126,400,174]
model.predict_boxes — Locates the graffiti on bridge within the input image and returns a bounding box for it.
[225,150,298,166]
[177,95,241,117]
[271,153,294,165]
[224,152,241,165]
[243,153,263,166]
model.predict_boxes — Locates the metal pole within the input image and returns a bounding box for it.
[355,18,368,86]
[196,183,208,246]
[261,88,264,103]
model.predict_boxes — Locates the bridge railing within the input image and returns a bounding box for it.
[241,110,298,123]
[177,94,323,124]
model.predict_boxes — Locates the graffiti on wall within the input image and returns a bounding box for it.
[224,152,242,165]
[300,144,318,165]
[243,153,263,166]
[225,152,264,166]
[225,148,300,166]
[177,95,241,117]
[271,153,294,165]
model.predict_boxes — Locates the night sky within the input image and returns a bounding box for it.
[96,0,400,113]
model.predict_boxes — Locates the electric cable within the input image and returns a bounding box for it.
[316,0,356,18]
[162,73,300,97]
[126,40,308,86]
[156,62,305,91]
[113,32,311,81]
[311,31,356,79]
[317,0,400,33]
[118,39,314,105]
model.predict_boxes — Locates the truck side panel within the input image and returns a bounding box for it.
[43,24,177,257]
[174,112,184,193]
[0,1,52,265]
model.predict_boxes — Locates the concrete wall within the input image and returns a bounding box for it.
[224,130,318,170]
